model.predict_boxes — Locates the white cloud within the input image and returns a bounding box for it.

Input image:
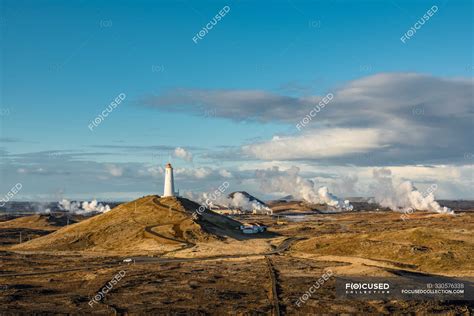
[105,164,123,177]
[137,165,164,178]
[243,128,384,160]
[175,167,212,179]
[173,147,193,162]
[145,73,474,166]
[219,169,233,178]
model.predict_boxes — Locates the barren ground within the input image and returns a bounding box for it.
[0,209,473,315]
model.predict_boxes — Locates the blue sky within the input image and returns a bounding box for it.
[1,0,473,201]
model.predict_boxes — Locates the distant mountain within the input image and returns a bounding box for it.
[228,191,267,206]
[345,197,373,203]
[276,195,296,202]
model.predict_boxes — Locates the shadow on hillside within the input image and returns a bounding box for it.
[155,195,281,241]
[0,228,51,246]
[198,212,280,241]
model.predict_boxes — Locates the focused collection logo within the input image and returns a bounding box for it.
[345,282,390,295]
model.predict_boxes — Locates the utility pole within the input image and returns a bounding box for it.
[19,232,22,244]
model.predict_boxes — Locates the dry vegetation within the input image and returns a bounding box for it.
[9,196,242,253]
[0,198,473,314]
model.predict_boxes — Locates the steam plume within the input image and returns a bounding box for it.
[222,192,272,214]
[255,166,353,211]
[58,199,111,214]
[372,168,453,214]
[185,191,272,214]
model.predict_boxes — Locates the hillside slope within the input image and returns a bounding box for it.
[12,195,243,252]
[0,214,76,231]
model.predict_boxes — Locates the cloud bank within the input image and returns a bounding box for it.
[143,73,473,166]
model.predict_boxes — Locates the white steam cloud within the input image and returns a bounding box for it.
[35,207,52,215]
[372,168,453,214]
[255,166,353,211]
[185,191,272,214]
[223,192,272,214]
[58,199,111,215]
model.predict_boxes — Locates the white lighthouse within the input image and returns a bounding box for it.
[163,163,175,197]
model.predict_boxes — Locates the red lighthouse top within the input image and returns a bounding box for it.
[166,163,172,168]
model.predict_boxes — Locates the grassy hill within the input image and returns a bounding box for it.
[11,195,243,252]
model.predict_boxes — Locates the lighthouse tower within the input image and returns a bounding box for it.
[163,163,175,197]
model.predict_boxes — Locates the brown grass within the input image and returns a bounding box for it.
[10,196,238,253]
